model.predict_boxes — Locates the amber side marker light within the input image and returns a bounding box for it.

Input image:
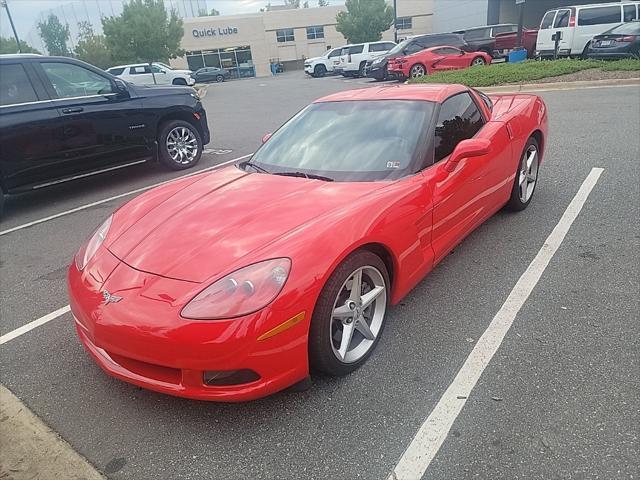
[257,311,305,341]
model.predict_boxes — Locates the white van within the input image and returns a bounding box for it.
[335,41,396,77]
[535,2,639,58]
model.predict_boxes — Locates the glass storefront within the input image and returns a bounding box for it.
[186,46,255,79]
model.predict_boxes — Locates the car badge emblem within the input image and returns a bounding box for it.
[102,290,123,304]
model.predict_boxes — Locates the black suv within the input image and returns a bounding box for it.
[0,55,210,214]
[365,33,470,81]
[453,24,518,56]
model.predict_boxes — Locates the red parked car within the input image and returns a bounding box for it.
[388,46,492,79]
[494,29,539,59]
[68,84,548,402]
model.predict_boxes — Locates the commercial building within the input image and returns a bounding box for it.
[172,0,434,78]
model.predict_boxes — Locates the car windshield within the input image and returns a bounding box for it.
[604,21,640,35]
[387,39,412,55]
[246,100,434,182]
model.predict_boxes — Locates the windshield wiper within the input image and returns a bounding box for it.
[243,161,271,174]
[274,171,334,182]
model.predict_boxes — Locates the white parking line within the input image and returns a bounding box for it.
[0,154,252,237]
[388,167,604,480]
[0,305,71,345]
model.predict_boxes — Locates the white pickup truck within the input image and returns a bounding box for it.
[304,47,344,78]
[335,41,396,77]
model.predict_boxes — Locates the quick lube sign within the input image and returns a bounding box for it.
[193,26,239,38]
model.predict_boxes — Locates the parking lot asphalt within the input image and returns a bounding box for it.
[0,72,638,480]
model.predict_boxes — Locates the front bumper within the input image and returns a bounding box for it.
[67,250,309,402]
[365,64,387,80]
[186,77,196,86]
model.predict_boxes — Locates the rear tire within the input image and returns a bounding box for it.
[409,63,426,78]
[506,137,540,211]
[172,78,187,86]
[358,61,367,78]
[309,250,390,376]
[158,120,203,171]
[215,74,224,83]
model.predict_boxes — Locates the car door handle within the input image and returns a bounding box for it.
[61,107,84,114]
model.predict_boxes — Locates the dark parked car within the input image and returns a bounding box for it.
[453,24,518,56]
[365,33,470,81]
[192,66,230,83]
[587,21,640,59]
[0,55,210,216]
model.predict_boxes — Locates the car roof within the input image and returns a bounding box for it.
[314,84,469,104]
[0,53,42,59]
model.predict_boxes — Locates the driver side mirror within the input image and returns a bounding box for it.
[262,133,272,144]
[113,79,129,96]
[445,138,491,172]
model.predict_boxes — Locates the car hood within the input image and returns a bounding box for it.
[306,56,324,63]
[107,166,384,283]
[129,83,195,97]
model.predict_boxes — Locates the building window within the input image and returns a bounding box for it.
[186,47,255,79]
[276,28,295,43]
[396,17,412,30]
[306,25,325,40]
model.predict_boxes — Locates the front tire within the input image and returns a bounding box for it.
[314,64,327,78]
[309,250,390,376]
[172,78,188,86]
[158,120,203,171]
[215,74,224,83]
[506,137,539,211]
[471,56,487,66]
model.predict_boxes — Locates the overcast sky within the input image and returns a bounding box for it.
[0,0,345,50]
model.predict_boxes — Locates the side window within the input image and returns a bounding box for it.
[130,65,151,74]
[404,41,423,54]
[150,65,163,73]
[436,47,462,55]
[464,28,488,40]
[554,9,571,28]
[349,45,364,54]
[328,49,341,58]
[107,67,125,76]
[578,6,621,26]
[493,25,517,35]
[540,11,556,29]
[369,43,388,52]
[623,4,636,21]
[434,93,485,163]
[41,62,113,98]
[0,64,39,106]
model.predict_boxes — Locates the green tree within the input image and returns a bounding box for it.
[318,0,330,6]
[37,13,71,56]
[0,36,41,54]
[336,0,394,44]
[102,0,183,64]
[74,22,112,69]
[285,0,300,7]
[198,7,220,16]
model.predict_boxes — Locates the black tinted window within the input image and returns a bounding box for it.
[349,45,364,54]
[540,11,556,29]
[464,28,489,40]
[369,43,387,52]
[107,67,125,75]
[434,93,484,163]
[41,62,113,98]
[435,47,462,55]
[578,6,621,26]
[405,41,424,54]
[554,9,571,28]
[623,5,637,21]
[492,25,517,35]
[0,64,38,106]
[328,49,341,58]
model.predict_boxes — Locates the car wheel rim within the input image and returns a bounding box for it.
[166,126,198,165]
[330,265,387,364]
[518,144,538,203]
[411,65,425,77]
[473,58,485,66]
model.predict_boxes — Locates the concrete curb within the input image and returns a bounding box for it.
[0,384,105,480]
[479,77,640,93]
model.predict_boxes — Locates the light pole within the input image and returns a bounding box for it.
[393,0,398,43]
[1,0,22,53]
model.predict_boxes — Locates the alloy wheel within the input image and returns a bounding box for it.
[518,144,538,203]
[330,266,387,363]
[410,65,425,78]
[472,57,486,66]
[166,126,198,165]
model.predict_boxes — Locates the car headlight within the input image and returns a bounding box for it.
[181,258,291,320]
[373,58,382,65]
[75,215,112,271]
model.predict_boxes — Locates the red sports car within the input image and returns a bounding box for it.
[388,46,492,79]
[68,84,548,402]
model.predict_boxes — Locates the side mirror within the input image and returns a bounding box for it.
[113,79,129,96]
[445,138,491,172]
[262,133,272,144]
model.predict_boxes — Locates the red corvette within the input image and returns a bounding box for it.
[68,84,547,401]
[388,46,492,79]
